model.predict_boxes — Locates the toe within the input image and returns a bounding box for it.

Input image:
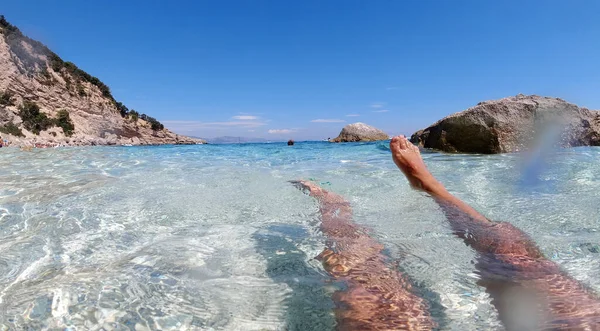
[390,136,401,151]
[398,135,408,150]
[409,142,419,153]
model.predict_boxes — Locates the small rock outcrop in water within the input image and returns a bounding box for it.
[330,122,389,142]
[411,94,600,154]
[287,139,294,146]
[0,16,204,146]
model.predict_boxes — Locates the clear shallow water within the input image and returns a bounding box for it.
[0,142,599,330]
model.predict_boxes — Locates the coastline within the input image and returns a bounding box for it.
[0,131,205,148]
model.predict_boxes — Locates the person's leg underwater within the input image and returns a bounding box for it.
[390,135,600,329]
[291,180,434,330]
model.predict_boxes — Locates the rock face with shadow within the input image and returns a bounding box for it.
[330,122,390,143]
[411,94,600,154]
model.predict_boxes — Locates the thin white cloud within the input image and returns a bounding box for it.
[386,87,399,91]
[372,109,390,113]
[162,120,267,132]
[370,102,386,109]
[232,115,258,120]
[346,114,360,117]
[310,119,345,123]
[268,129,295,134]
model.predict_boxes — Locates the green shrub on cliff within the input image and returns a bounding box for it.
[54,109,75,136]
[139,114,164,131]
[115,102,129,117]
[64,75,72,92]
[129,109,139,122]
[150,119,164,131]
[62,62,112,99]
[16,102,76,136]
[18,101,53,134]
[0,122,24,137]
[76,81,86,96]
[0,90,14,106]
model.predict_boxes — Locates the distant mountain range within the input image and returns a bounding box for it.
[195,136,274,144]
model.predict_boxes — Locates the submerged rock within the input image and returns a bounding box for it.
[330,122,389,143]
[410,94,600,154]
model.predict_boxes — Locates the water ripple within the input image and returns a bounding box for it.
[0,143,598,329]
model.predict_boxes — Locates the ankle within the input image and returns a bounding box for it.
[419,177,446,196]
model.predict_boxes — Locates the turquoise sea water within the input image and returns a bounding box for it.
[0,142,599,330]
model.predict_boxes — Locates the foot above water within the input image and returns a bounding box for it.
[389,135,443,194]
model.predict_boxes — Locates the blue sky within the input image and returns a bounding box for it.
[3,1,600,140]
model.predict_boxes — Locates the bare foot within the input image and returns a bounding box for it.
[289,180,349,205]
[289,180,326,198]
[389,136,444,194]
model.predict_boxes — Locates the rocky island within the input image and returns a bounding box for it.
[330,122,389,143]
[411,94,600,154]
[0,16,203,146]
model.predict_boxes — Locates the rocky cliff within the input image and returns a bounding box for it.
[411,94,600,154]
[0,16,202,146]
